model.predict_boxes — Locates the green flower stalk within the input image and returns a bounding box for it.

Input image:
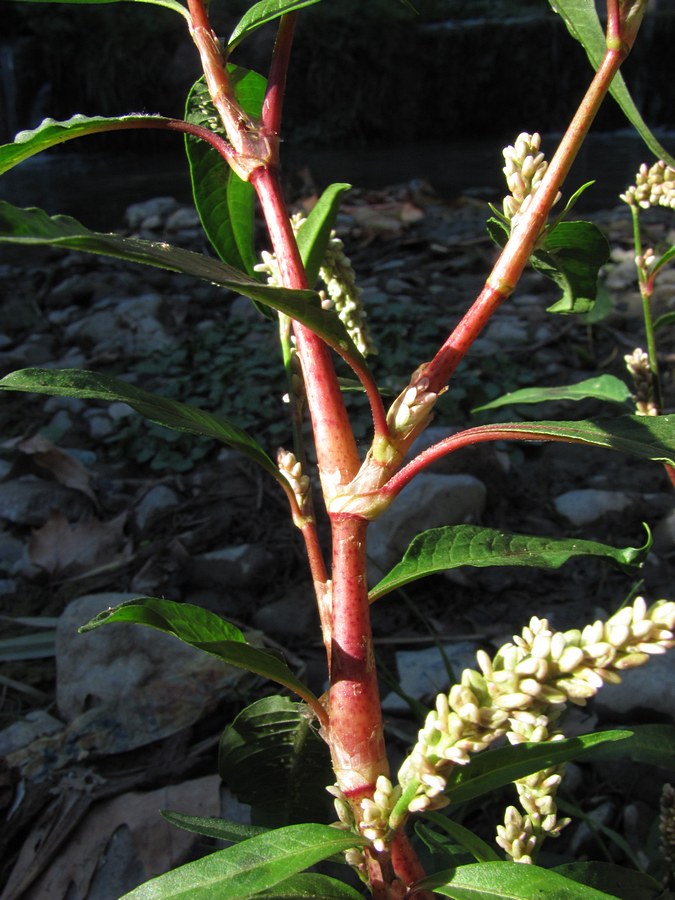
[397,597,675,833]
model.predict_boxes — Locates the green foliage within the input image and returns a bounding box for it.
[472,375,632,414]
[218,695,334,827]
[369,525,650,602]
[79,597,323,715]
[119,823,364,899]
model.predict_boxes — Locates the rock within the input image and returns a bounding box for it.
[553,489,633,526]
[483,317,529,345]
[252,590,318,642]
[592,650,675,722]
[125,197,179,229]
[165,207,201,231]
[368,473,487,580]
[0,709,63,756]
[382,641,481,713]
[567,800,617,858]
[188,544,276,590]
[0,530,25,570]
[56,593,243,744]
[134,485,180,532]
[0,477,92,526]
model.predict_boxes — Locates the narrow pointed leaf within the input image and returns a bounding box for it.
[0,202,362,360]
[79,597,322,711]
[553,862,663,900]
[218,696,333,828]
[0,368,280,478]
[453,415,675,465]
[369,525,649,602]
[295,183,352,287]
[417,860,619,898]
[652,245,675,279]
[228,0,323,52]
[121,823,363,899]
[548,0,675,167]
[420,812,500,863]
[444,731,632,807]
[572,722,675,768]
[0,114,172,175]
[534,221,610,314]
[6,0,188,16]
[472,375,632,413]
[185,71,264,277]
[160,811,267,843]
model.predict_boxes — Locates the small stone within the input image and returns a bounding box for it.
[165,207,201,231]
[592,650,675,722]
[382,642,481,713]
[125,197,179,229]
[252,592,317,642]
[135,485,180,532]
[0,477,92,526]
[553,489,633,526]
[0,709,63,756]
[189,544,276,589]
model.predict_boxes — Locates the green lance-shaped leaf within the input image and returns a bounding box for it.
[79,597,323,715]
[0,367,280,480]
[472,375,632,414]
[548,0,675,168]
[185,71,265,278]
[228,0,323,52]
[218,696,334,828]
[0,114,173,175]
[160,811,268,843]
[444,730,632,807]
[295,182,352,288]
[249,872,365,899]
[416,859,622,899]
[459,415,675,466]
[418,812,501,864]
[4,0,188,17]
[121,823,364,899]
[553,862,664,900]
[0,202,363,362]
[369,525,649,603]
[533,221,610,315]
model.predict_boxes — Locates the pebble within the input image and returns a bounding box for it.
[0,477,92,526]
[553,489,634,526]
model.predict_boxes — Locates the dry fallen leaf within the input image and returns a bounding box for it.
[13,434,97,505]
[28,510,130,577]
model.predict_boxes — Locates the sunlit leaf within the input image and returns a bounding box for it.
[160,811,267,843]
[295,183,352,287]
[369,525,649,602]
[0,202,362,360]
[444,731,632,806]
[472,375,632,413]
[6,0,187,17]
[79,597,322,712]
[535,221,610,314]
[0,114,172,175]
[416,860,620,898]
[185,71,265,277]
[121,823,363,899]
[548,0,675,166]
[228,0,323,52]
[0,368,279,479]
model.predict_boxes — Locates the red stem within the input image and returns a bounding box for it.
[383,425,605,500]
[263,13,297,138]
[422,45,629,395]
[327,515,388,794]
[251,165,362,489]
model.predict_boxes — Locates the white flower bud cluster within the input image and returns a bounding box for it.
[502,132,557,226]
[624,347,658,416]
[326,784,368,875]
[318,232,377,358]
[355,775,403,852]
[254,213,376,357]
[277,448,311,512]
[397,598,675,819]
[386,365,438,438]
[496,720,571,864]
[621,161,675,210]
